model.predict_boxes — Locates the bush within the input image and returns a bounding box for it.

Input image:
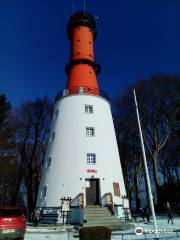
[79,226,111,240]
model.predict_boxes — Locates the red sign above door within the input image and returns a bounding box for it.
[87,169,97,173]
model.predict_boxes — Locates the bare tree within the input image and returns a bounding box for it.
[14,97,53,211]
[0,95,17,205]
[114,95,143,210]
[114,75,179,209]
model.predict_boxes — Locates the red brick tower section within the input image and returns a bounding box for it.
[66,12,101,95]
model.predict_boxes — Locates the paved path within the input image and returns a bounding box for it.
[24,216,180,240]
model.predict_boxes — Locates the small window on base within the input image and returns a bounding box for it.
[86,127,95,136]
[85,105,93,113]
[87,153,96,164]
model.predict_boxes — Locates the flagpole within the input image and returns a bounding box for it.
[133,89,158,239]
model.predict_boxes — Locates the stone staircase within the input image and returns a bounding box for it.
[83,206,132,230]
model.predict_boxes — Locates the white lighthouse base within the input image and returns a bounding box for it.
[36,93,130,223]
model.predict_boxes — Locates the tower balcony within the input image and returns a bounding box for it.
[55,86,109,102]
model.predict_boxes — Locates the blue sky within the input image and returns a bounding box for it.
[0,0,180,106]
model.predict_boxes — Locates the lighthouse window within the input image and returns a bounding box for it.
[50,132,55,143]
[86,127,95,136]
[85,105,93,113]
[87,153,96,164]
[41,185,47,198]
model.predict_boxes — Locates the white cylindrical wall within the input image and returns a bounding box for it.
[36,94,127,208]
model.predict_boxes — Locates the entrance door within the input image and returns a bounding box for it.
[86,179,99,205]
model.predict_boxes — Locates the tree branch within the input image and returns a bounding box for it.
[158,118,171,150]
[142,130,153,156]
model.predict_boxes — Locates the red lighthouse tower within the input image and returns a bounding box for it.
[66,12,101,95]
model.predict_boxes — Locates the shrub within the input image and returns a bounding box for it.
[79,226,111,240]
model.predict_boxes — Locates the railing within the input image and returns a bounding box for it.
[55,87,109,102]
[102,192,113,206]
[70,193,84,208]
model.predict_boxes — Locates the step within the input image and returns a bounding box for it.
[83,206,130,231]
[83,222,133,231]
[85,206,107,209]
[85,205,101,208]
[86,217,121,222]
[84,209,109,214]
[87,220,121,225]
[85,212,111,217]
[86,219,120,224]
[86,218,120,222]
[85,215,119,220]
[86,215,116,221]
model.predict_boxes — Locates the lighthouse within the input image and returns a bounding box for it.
[36,11,130,224]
